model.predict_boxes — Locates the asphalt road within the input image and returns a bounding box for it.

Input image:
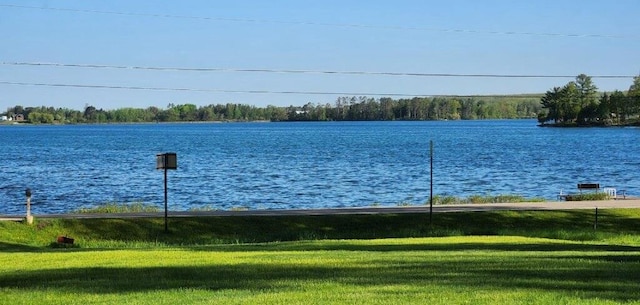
[2,199,640,221]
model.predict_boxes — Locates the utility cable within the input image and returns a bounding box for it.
[0,81,543,99]
[2,62,635,79]
[0,4,629,39]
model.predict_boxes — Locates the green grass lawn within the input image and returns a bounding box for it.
[1,237,639,304]
[1,209,640,304]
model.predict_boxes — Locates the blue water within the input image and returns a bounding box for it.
[0,120,638,215]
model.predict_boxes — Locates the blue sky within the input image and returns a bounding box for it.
[1,0,639,110]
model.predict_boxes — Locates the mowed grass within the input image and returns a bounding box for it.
[1,209,640,304]
[1,237,640,304]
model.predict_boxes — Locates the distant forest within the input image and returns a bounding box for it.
[538,74,640,126]
[4,73,639,125]
[3,96,543,124]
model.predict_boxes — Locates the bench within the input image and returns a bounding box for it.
[559,184,627,201]
[604,188,627,200]
[577,183,600,193]
[558,183,600,201]
[619,189,627,199]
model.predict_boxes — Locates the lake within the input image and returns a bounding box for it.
[0,120,638,215]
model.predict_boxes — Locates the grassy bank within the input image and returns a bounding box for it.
[1,209,640,304]
[2,209,640,248]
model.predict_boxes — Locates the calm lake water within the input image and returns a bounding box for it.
[0,120,638,215]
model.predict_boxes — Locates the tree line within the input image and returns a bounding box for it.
[538,74,640,126]
[3,96,542,124]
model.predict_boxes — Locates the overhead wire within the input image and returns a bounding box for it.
[0,81,543,99]
[2,62,635,79]
[0,4,632,100]
[0,3,630,39]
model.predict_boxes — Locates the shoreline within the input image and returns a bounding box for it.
[1,118,538,126]
[2,199,639,221]
[538,121,640,128]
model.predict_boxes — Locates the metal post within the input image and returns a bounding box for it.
[429,140,433,226]
[164,167,168,233]
[594,207,598,231]
[157,152,176,233]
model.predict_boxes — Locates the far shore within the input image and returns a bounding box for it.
[0,120,274,126]
[538,122,640,128]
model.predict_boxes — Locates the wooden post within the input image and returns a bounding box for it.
[594,207,598,231]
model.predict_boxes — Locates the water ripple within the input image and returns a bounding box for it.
[1,120,639,214]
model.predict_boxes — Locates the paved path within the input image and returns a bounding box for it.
[2,199,640,221]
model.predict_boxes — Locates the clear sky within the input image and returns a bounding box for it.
[1,0,639,111]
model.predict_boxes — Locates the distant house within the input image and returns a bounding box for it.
[12,114,24,121]
[0,115,7,121]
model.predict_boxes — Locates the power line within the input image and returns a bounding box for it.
[0,81,543,99]
[0,4,629,39]
[2,62,635,79]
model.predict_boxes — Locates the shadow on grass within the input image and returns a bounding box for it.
[51,209,640,246]
[208,241,640,254]
[0,242,42,253]
[5,239,640,256]
[1,255,639,302]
